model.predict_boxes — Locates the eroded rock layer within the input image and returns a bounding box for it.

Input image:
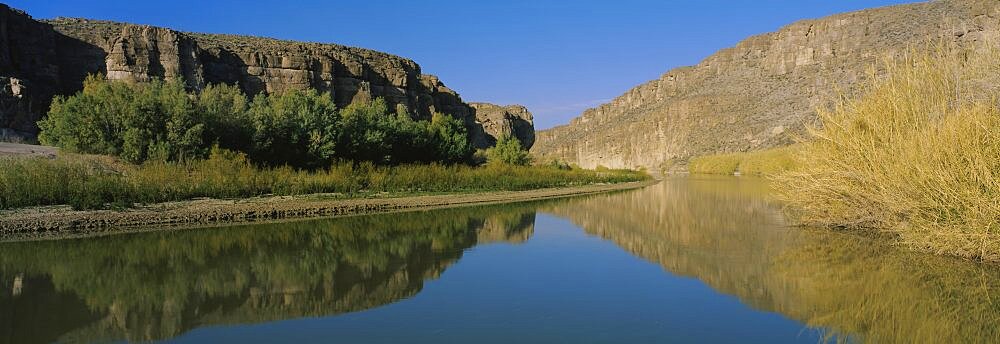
[0,5,477,138]
[533,0,1000,171]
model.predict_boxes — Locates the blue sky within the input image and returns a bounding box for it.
[10,0,921,129]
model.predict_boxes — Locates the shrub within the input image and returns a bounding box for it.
[547,159,572,170]
[337,99,471,164]
[37,76,475,168]
[689,145,800,176]
[486,135,532,166]
[197,83,252,152]
[39,76,206,163]
[427,113,473,164]
[688,153,742,175]
[773,46,1000,261]
[247,89,339,168]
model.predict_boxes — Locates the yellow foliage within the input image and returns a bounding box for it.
[689,145,800,176]
[774,45,1000,261]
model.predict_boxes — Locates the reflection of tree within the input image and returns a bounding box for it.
[0,204,537,344]
[545,177,1000,344]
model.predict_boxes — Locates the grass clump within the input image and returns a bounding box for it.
[689,145,799,176]
[0,148,649,210]
[774,46,1000,261]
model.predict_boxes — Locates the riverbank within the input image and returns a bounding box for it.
[687,145,799,177]
[1,146,649,210]
[0,180,656,241]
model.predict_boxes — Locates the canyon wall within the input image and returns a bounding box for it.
[0,5,533,148]
[532,0,1000,170]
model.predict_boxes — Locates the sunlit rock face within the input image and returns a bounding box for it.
[533,0,1000,171]
[469,102,535,150]
[0,4,479,138]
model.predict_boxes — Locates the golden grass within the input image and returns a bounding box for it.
[688,145,800,176]
[773,46,1000,261]
[0,148,648,210]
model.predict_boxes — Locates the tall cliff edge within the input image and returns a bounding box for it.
[532,0,1000,170]
[0,5,530,148]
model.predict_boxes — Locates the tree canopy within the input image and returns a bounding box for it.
[39,76,473,167]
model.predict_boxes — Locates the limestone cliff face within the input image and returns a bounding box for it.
[533,0,1000,171]
[47,17,475,121]
[469,102,535,149]
[0,5,480,140]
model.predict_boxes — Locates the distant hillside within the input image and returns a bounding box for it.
[532,0,1000,171]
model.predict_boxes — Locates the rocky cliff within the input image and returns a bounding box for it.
[0,5,61,140]
[532,0,1000,171]
[469,102,535,149]
[0,4,532,148]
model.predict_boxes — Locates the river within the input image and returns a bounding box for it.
[1,177,998,343]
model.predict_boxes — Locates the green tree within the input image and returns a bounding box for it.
[337,98,394,163]
[486,135,532,166]
[248,89,339,168]
[427,113,472,164]
[197,83,251,152]
[39,76,204,163]
[39,76,477,167]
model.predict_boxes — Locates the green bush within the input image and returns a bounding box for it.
[337,99,471,164]
[38,76,473,168]
[547,159,573,170]
[486,136,532,166]
[39,76,207,163]
[197,83,253,152]
[247,88,339,168]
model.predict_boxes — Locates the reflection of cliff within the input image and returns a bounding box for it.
[544,178,800,313]
[0,204,537,344]
[545,178,1000,343]
[477,211,535,245]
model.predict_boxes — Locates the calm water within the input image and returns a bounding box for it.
[2,177,1000,343]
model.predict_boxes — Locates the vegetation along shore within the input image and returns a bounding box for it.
[687,46,1000,262]
[0,76,649,236]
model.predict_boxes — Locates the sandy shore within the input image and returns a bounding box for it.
[0,180,655,241]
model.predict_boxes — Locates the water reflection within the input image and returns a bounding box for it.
[0,205,538,344]
[544,177,1000,343]
[3,177,1000,343]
